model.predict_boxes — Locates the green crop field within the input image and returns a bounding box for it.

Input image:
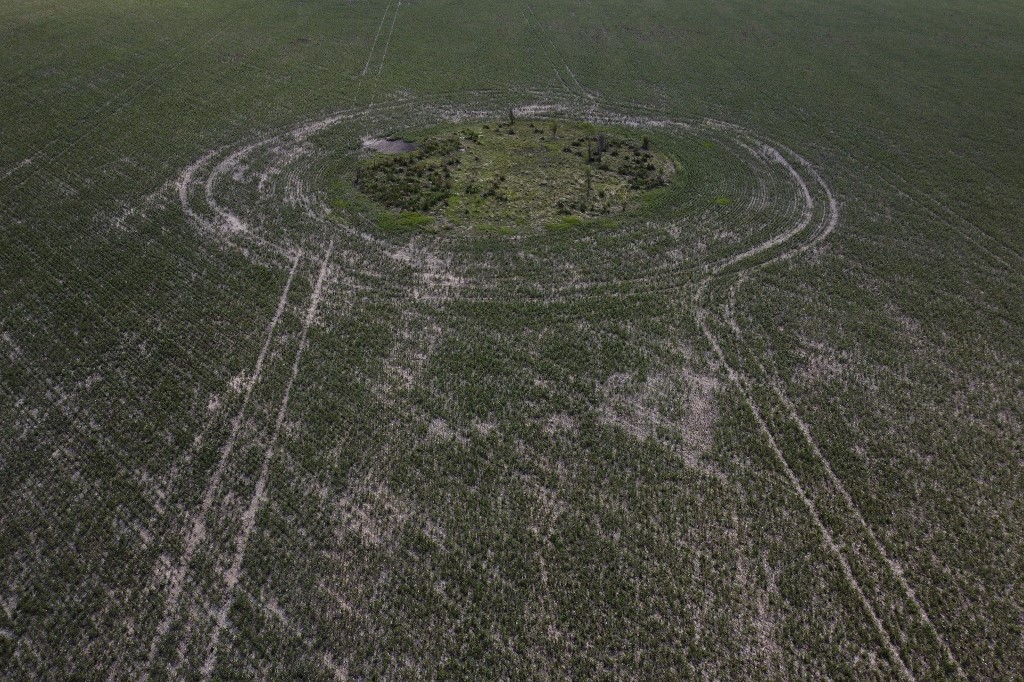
[1,0,1022,678]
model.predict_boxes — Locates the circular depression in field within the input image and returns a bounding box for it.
[176,93,835,302]
[339,119,676,232]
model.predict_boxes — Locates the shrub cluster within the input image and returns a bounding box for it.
[356,135,461,211]
[575,135,667,190]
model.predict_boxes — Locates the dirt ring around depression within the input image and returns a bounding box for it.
[172,90,837,305]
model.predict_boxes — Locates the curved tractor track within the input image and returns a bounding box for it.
[149,90,963,679]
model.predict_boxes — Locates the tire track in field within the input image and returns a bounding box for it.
[199,242,333,679]
[719,270,967,679]
[763,357,967,679]
[726,137,962,680]
[169,92,952,675]
[376,3,401,78]
[694,134,966,677]
[361,2,394,76]
[366,1,402,109]
[687,142,929,674]
[143,252,300,679]
[696,312,916,681]
[519,5,572,95]
[710,135,814,271]
[523,4,592,100]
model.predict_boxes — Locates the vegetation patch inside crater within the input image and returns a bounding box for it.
[353,118,675,229]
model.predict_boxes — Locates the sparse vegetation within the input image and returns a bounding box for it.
[357,135,459,211]
[352,121,671,229]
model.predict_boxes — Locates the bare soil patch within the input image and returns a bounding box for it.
[361,137,417,154]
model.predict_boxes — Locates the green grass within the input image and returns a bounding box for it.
[378,210,434,231]
[349,120,672,230]
[545,215,586,231]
